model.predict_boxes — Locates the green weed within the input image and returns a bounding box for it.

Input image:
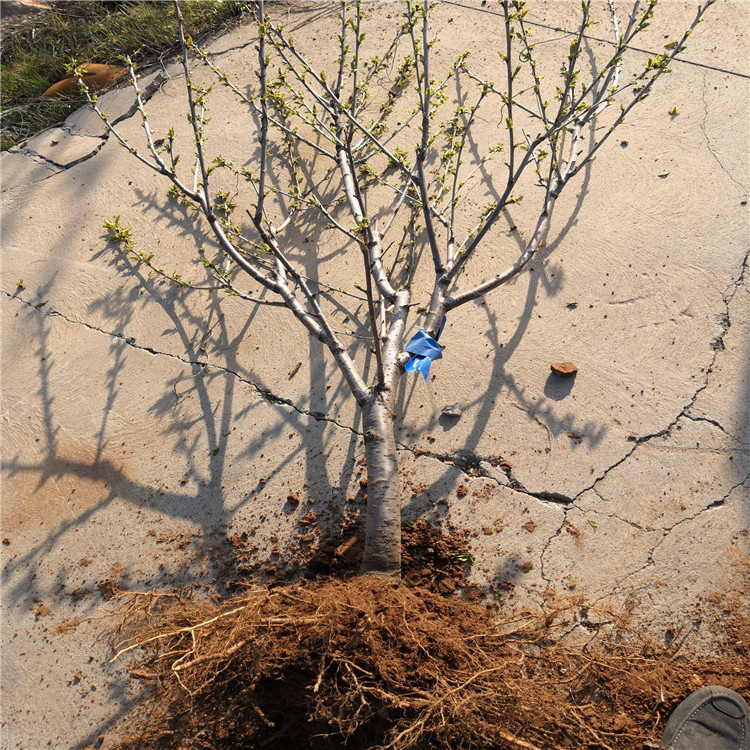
[452,550,476,566]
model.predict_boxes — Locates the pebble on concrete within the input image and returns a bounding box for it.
[550,362,578,377]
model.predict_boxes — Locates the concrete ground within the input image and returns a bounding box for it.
[1,1,748,748]
[0,1,50,21]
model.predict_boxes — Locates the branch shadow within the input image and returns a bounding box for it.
[396,140,606,592]
[2,208,369,746]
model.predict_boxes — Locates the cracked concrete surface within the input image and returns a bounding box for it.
[2,291,360,436]
[14,128,106,171]
[1,2,749,748]
[2,68,172,193]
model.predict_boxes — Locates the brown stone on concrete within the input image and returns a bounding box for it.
[550,361,578,377]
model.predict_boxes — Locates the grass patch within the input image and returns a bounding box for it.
[1,0,247,149]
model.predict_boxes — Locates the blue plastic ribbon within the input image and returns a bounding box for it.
[404,316,447,382]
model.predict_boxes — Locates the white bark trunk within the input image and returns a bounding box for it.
[360,397,400,575]
[359,290,410,576]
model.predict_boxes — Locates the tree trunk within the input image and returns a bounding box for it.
[360,394,400,576]
[359,289,410,576]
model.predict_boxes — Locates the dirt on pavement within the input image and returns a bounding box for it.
[94,528,749,750]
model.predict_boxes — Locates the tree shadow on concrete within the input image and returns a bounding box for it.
[1,246,369,746]
[393,129,607,594]
[128,183,370,534]
[1,227,365,602]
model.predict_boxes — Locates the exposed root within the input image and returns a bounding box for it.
[106,571,750,750]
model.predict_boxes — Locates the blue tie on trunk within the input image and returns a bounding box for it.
[404,316,447,382]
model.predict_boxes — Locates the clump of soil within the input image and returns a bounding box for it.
[401,519,472,593]
[107,569,750,750]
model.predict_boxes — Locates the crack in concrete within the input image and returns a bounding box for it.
[401,446,574,505]
[2,71,170,192]
[6,148,60,173]
[14,138,107,172]
[0,159,62,194]
[656,475,747,537]
[700,71,748,195]
[570,249,749,504]
[557,476,749,606]
[539,259,749,585]
[2,291,361,439]
[681,412,733,438]
[539,511,569,587]
[209,40,255,57]
[585,472,747,541]
[577,490,662,533]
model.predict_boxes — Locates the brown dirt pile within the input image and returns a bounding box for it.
[108,572,749,750]
[305,519,473,595]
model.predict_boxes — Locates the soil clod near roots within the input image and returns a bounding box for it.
[108,572,749,750]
